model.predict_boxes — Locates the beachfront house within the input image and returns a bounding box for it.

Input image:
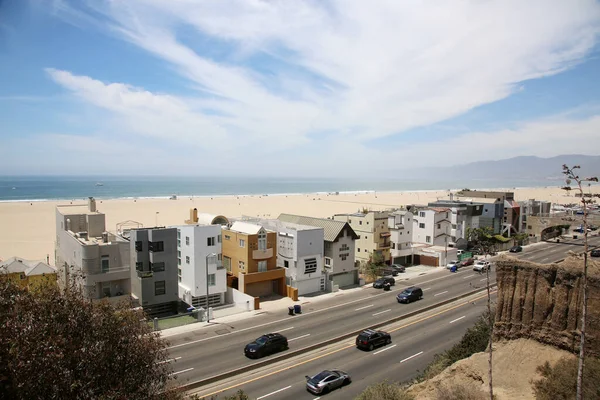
[428,199,483,246]
[129,227,179,316]
[221,221,286,298]
[55,197,131,303]
[0,257,57,290]
[278,214,359,290]
[175,224,227,309]
[412,207,452,247]
[333,211,391,265]
[388,210,414,266]
[456,190,521,237]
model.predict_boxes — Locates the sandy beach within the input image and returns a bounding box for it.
[0,186,596,262]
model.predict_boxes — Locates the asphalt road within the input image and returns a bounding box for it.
[190,292,493,399]
[513,234,600,264]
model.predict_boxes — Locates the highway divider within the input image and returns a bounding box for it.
[180,284,497,395]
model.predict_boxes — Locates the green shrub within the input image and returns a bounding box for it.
[532,357,600,400]
[355,381,415,400]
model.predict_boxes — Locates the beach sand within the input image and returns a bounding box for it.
[0,186,595,262]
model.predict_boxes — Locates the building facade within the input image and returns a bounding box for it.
[55,198,131,303]
[388,210,414,265]
[519,199,552,232]
[129,227,179,316]
[221,221,286,298]
[412,207,452,247]
[176,224,227,308]
[428,200,483,245]
[1,257,57,290]
[333,211,391,265]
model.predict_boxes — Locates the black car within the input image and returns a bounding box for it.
[373,276,395,289]
[509,246,523,253]
[591,249,600,258]
[356,329,392,351]
[244,333,288,359]
[397,286,423,303]
[390,264,406,274]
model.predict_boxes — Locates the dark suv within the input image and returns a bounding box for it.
[373,276,395,288]
[244,333,288,359]
[356,329,392,351]
[396,286,423,303]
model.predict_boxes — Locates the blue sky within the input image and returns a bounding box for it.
[1,0,600,176]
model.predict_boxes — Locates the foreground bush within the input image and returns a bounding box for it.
[532,356,600,400]
[435,382,490,400]
[355,381,415,400]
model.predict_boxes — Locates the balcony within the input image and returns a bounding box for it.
[252,248,273,260]
[378,241,391,249]
[137,270,153,279]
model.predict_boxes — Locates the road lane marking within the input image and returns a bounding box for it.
[463,274,476,279]
[373,344,397,355]
[480,278,488,282]
[158,356,181,364]
[355,304,374,311]
[434,291,448,297]
[449,316,466,324]
[276,326,295,333]
[372,309,391,316]
[289,334,310,342]
[198,291,496,398]
[170,368,194,376]
[400,351,423,363]
[423,287,432,291]
[256,385,292,399]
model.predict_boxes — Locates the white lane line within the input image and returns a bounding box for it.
[355,304,374,311]
[423,287,432,291]
[480,278,488,282]
[372,309,391,316]
[449,316,466,324]
[157,356,181,364]
[434,291,448,297]
[463,274,476,279]
[276,326,295,333]
[373,344,397,355]
[256,385,292,399]
[400,351,423,363]
[169,367,194,376]
[288,334,310,342]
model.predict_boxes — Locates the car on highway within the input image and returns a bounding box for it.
[306,369,351,395]
[459,258,474,267]
[373,276,395,288]
[396,286,423,303]
[244,333,288,359]
[591,249,600,257]
[446,260,460,269]
[473,260,491,272]
[509,245,523,253]
[356,329,392,351]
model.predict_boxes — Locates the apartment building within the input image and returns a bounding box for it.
[221,221,286,298]
[129,227,179,316]
[176,224,227,308]
[457,190,520,236]
[519,199,552,232]
[55,198,131,303]
[412,207,452,247]
[278,214,359,289]
[333,211,391,265]
[388,210,414,265]
[428,199,483,245]
[0,257,57,290]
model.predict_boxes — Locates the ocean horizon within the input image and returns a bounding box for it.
[0,175,564,202]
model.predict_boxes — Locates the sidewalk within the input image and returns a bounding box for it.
[159,265,442,338]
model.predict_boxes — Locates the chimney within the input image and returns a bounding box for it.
[449,193,454,201]
[192,208,198,222]
[88,197,97,212]
[102,232,109,243]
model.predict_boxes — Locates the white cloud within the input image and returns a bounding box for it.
[40,0,600,174]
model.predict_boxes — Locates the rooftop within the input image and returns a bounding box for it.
[278,213,358,242]
[1,257,56,276]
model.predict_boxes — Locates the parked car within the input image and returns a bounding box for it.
[591,249,600,257]
[473,261,491,272]
[396,286,423,303]
[509,246,523,253]
[356,329,392,351]
[244,333,288,359]
[459,258,474,267]
[306,370,351,395]
[373,276,395,289]
[457,250,464,256]
[446,260,459,269]
[390,264,406,274]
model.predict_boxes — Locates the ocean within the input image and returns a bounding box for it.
[0,176,563,202]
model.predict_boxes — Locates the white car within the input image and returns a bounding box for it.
[446,260,459,269]
[473,261,491,272]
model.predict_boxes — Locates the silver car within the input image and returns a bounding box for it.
[305,369,351,395]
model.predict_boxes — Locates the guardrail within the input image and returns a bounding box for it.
[181,284,497,395]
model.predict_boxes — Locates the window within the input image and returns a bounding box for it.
[284,260,289,268]
[304,258,318,274]
[437,224,441,229]
[177,230,181,239]
[152,262,165,272]
[208,273,216,286]
[258,230,267,251]
[258,261,267,272]
[135,261,143,271]
[186,236,190,246]
[359,221,362,225]
[225,235,231,240]
[102,283,111,298]
[178,257,181,266]
[154,281,166,296]
[426,236,431,243]
[101,256,109,273]
[364,249,367,252]
[135,241,142,252]
[446,212,449,218]
[452,224,457,229]
[391,243,395,249]
[223,256,231,272]
[358,248,361,252]
[238,260,245,270]
[218,234,222,243]
[207,237,215,246]
[148,241,164,252]
[239,239,245,248]
[419,212,425,217]
[419,223,425,229]
[178,250,181,258]
[186,256,190,264]
[178,268,181,277]
[325,258,332,266]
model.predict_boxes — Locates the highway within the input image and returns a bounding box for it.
[164,237,597,394]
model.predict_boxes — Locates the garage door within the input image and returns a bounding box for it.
[419,255,439,266]
[245,281,273,298]
[332,271,356,288]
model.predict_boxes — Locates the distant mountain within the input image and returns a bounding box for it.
[407,155,600,181]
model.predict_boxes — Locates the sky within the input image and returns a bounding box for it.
[1,0,600,177]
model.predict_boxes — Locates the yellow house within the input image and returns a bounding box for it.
[0,257,57,290]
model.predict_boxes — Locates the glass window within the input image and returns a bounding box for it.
[218,234,222,243]
[239,239,245,248]
[148,241,164,252]
[152,262,165,272]
[154,281,166,296]
[101,257,109,273]
[135,261,143,271]
[186,236,190,245]
[207,237,215,246]
[223,256,231,272]
[258,261,267,272]
[258,231,267,250]
[186,256,190,264]
[208,273,216,286]
[304,258,317,274]
[135,241,142,252]
[426,236,431,243]
[419,223,425,229]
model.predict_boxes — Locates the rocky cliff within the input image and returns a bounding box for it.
[494,255,600,356]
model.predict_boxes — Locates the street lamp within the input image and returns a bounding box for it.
[205,253,217,322]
